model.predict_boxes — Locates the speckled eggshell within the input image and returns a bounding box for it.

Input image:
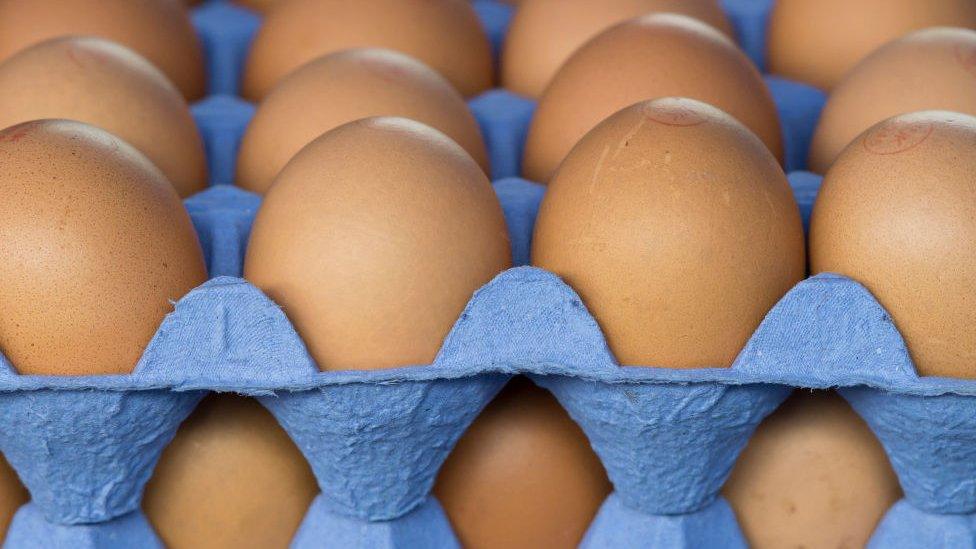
[0,37,206,197]
[242,0,493,101]
[244,117,511,370]
[809,28,976,173]
[532,98,805,368]
[237,48,488,194]
[723,391,902,549]
[810,111,976,379]
[0,120,207,376]
[144,394,319,549]
[502,0,733,98]
[0,0,206,100]
[767,0,976,91]
[0,455,27,543]
[522,14,781,183]
[435,377,610,549]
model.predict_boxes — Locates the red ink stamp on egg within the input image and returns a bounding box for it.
[643,104,705,127]
[954,43,976,78]
[863,119,933,156]
[0,126,31,143]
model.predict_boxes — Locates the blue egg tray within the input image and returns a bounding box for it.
[0,1,971,548]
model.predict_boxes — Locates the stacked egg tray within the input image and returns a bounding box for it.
[1,1,973,548]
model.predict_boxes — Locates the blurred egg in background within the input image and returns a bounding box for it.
[767,0,976,90]
[502,0,733,98]
[0,37,207,197]
[522,14,781,182]
[809,27,976,173]
[724,391,902,548]
[242,0,494,100]
[0,0,205,99]
[237,48,488,194]
[436,377,611,549]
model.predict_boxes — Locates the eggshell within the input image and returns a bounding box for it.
[809,28,976,173]
[723,391,902,549]
[767,0,976,91]
[234,0,278,13]
[0,37,206,198]
[435,377,610,549]
[144,394,318,549]
[522,14,782,182]
[532,98,805,367]
[502,0,733,98]
[242,0,493,101]
[0,0,206,100]
[244,117,511,370]
[237,48,488,194]
[0,120,207,376]
[810,111,976,379]
[0,455,27,543]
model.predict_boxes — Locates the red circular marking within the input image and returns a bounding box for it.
[863,119,933,156]
[644,104,705,127]
[954,43,976,78]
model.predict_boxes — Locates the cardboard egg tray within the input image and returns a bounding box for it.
[1,1,973,548]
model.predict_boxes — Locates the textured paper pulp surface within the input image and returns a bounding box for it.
[0,2,972,548]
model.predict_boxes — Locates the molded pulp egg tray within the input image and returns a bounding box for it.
[0,1,972,548]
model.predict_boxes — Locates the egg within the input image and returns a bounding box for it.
[435,377,610,549]
[522,14,782,183]
[0,37,206,198]
[767,0,976,91]
[502,0,733,98]
[0,455,27,543]
[0,0,205,100]
[532,98,804,367]
[144,394,318,549]
[0,120,207,376]
[245,117,511,370]
[237,48,488,194]
[242,0,493,101]
[809,28,976,173]
[234,0,278,13]
[723,391,902,548]
[810,111,976,379]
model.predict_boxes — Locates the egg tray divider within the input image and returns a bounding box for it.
[0,173,972,549]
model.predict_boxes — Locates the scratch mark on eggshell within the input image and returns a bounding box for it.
[611,116,647,161]
[589,145,611,195]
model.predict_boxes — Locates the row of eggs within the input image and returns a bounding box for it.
[0,0,972,548]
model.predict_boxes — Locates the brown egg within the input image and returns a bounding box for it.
[144,394,318,549]
[234,0,278,13]
[0,455,27,543]
[0,37,206,198]
[767,0,976,91]
[237,48,488,194]
[502,0,734,98]
[244,117,511,370]
[532,98,804,367]
[0,120,207,376]
[0,0,205,100]
[723,391,902,548]
[242,0,493,101]
[522,14,781,183]
[435,377,610,549]
[809,28,976,173]
[810,111,976,379]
